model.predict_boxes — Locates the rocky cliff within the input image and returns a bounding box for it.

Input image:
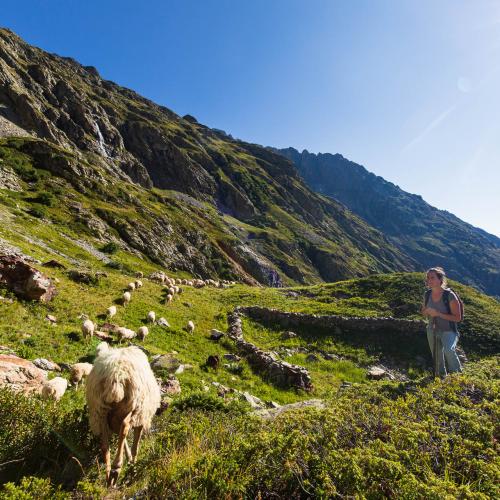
[278,147,500,296]
[0,28,415,285]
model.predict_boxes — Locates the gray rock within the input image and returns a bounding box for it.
[33,358,61,371]
[151,354,181,373]
[157,317,170,328]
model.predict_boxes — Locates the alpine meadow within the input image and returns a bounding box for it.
[0,27,499,499]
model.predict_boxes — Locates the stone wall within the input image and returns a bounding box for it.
[238,306,426,337]
[227,310,313,391]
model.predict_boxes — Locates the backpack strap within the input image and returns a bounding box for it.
[424,289,431,307]
[442,289,458,333]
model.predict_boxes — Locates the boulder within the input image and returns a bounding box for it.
[157,317,170,328]
[223,353,241,362]
[367,366,387,380]
[210,329,225,341]
[67,269,100,285]
[282,331,297,339]
[0,354,48,394]
[151,353,181,373]
[254,399,325,419]
[33,358,61,371]
[0,255,56,302]
[160,376,181,396]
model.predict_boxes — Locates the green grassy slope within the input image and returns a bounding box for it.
[0,217,498,496]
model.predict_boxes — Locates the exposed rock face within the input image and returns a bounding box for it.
[0,255,56,301]
[0,354,48,393]
[279,147,500,297]
[151,354,181,373]
[0,28,417,287]
[254,399,326,419]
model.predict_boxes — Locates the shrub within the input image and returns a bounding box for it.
[1,476,69,499]
[100,241,119,254]
[35,192,55,207]
[28,206,45,219]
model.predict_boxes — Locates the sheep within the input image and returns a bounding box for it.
[168,287,175,296]
[127,282,136,291]
[147,311,156,323]
[173,286,180,294]
[86,342,161,486]
[135,280,143,289]
[164,294,173,304]
[135,271,144,278]
[186,320,195,334]
[70,362,93,388]
[116,327,136,342]
[107,305,117,319]
[82,317,95,339]
[41,377,68,400]
[176,278,182,285]
[122,291,131,306]
[137,326,149,341]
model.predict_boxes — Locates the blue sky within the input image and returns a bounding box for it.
[3,0,500,236]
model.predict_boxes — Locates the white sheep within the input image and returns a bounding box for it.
[107,305,117,319]
[41,377,68,400]
[82,318,95,339]
[168,287,175,296]
[86,342,161,486]
[122,291,131,306]
[173,286,180,294]
[135,280,143,289]
[137,326,149,340]
[165,294,173,304]
[147,311,156,323]
[127,282,136,291]
[70,362,93,388]
[186,320,195,334]
[116,327,136,342]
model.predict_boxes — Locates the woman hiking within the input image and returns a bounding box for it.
[422,267,462,378]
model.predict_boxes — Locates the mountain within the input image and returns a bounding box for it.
[0,28,415,286]
[277,147,500,297]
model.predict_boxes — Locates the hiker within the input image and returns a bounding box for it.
[421,267,462,377]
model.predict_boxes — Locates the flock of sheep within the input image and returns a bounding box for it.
[39,270,236,486]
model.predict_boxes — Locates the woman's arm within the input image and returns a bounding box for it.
[425,298,461,322]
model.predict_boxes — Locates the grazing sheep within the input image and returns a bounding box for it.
[165,294,173,304]
[135,280,143,288]
[137,326,149,341]
[127,282,136,291]
[107,306,117,319]
[122,291,131,306]
[86,342,161,486]
[173,286,180,294]
[168,287,175,296]
[82,318,95,339]
[186,320,195,334]
[147,311,156,323]
[42,377,68,400]
[70,362,93,388]
[116,327,136,342]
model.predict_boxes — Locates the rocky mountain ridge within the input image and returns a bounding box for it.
[277,147,500,297]
[0,28,414,285]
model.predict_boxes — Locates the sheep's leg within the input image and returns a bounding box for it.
[108,412,132,487]
[100,431,111,485]
[130,426,143,463]
[124,440,132,461]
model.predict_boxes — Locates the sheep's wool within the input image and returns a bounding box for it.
[86,345,161,437]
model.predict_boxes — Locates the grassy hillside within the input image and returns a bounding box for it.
[0,220,498,496]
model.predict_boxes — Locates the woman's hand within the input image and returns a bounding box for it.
[423,307,440,318]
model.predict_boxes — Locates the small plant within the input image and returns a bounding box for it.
[100,241,119,254]
[36,192,55,206]
[28,206,45,218]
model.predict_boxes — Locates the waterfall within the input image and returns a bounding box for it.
[93,119,108,157]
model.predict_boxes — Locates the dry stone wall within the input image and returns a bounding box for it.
[227,310,313,391]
